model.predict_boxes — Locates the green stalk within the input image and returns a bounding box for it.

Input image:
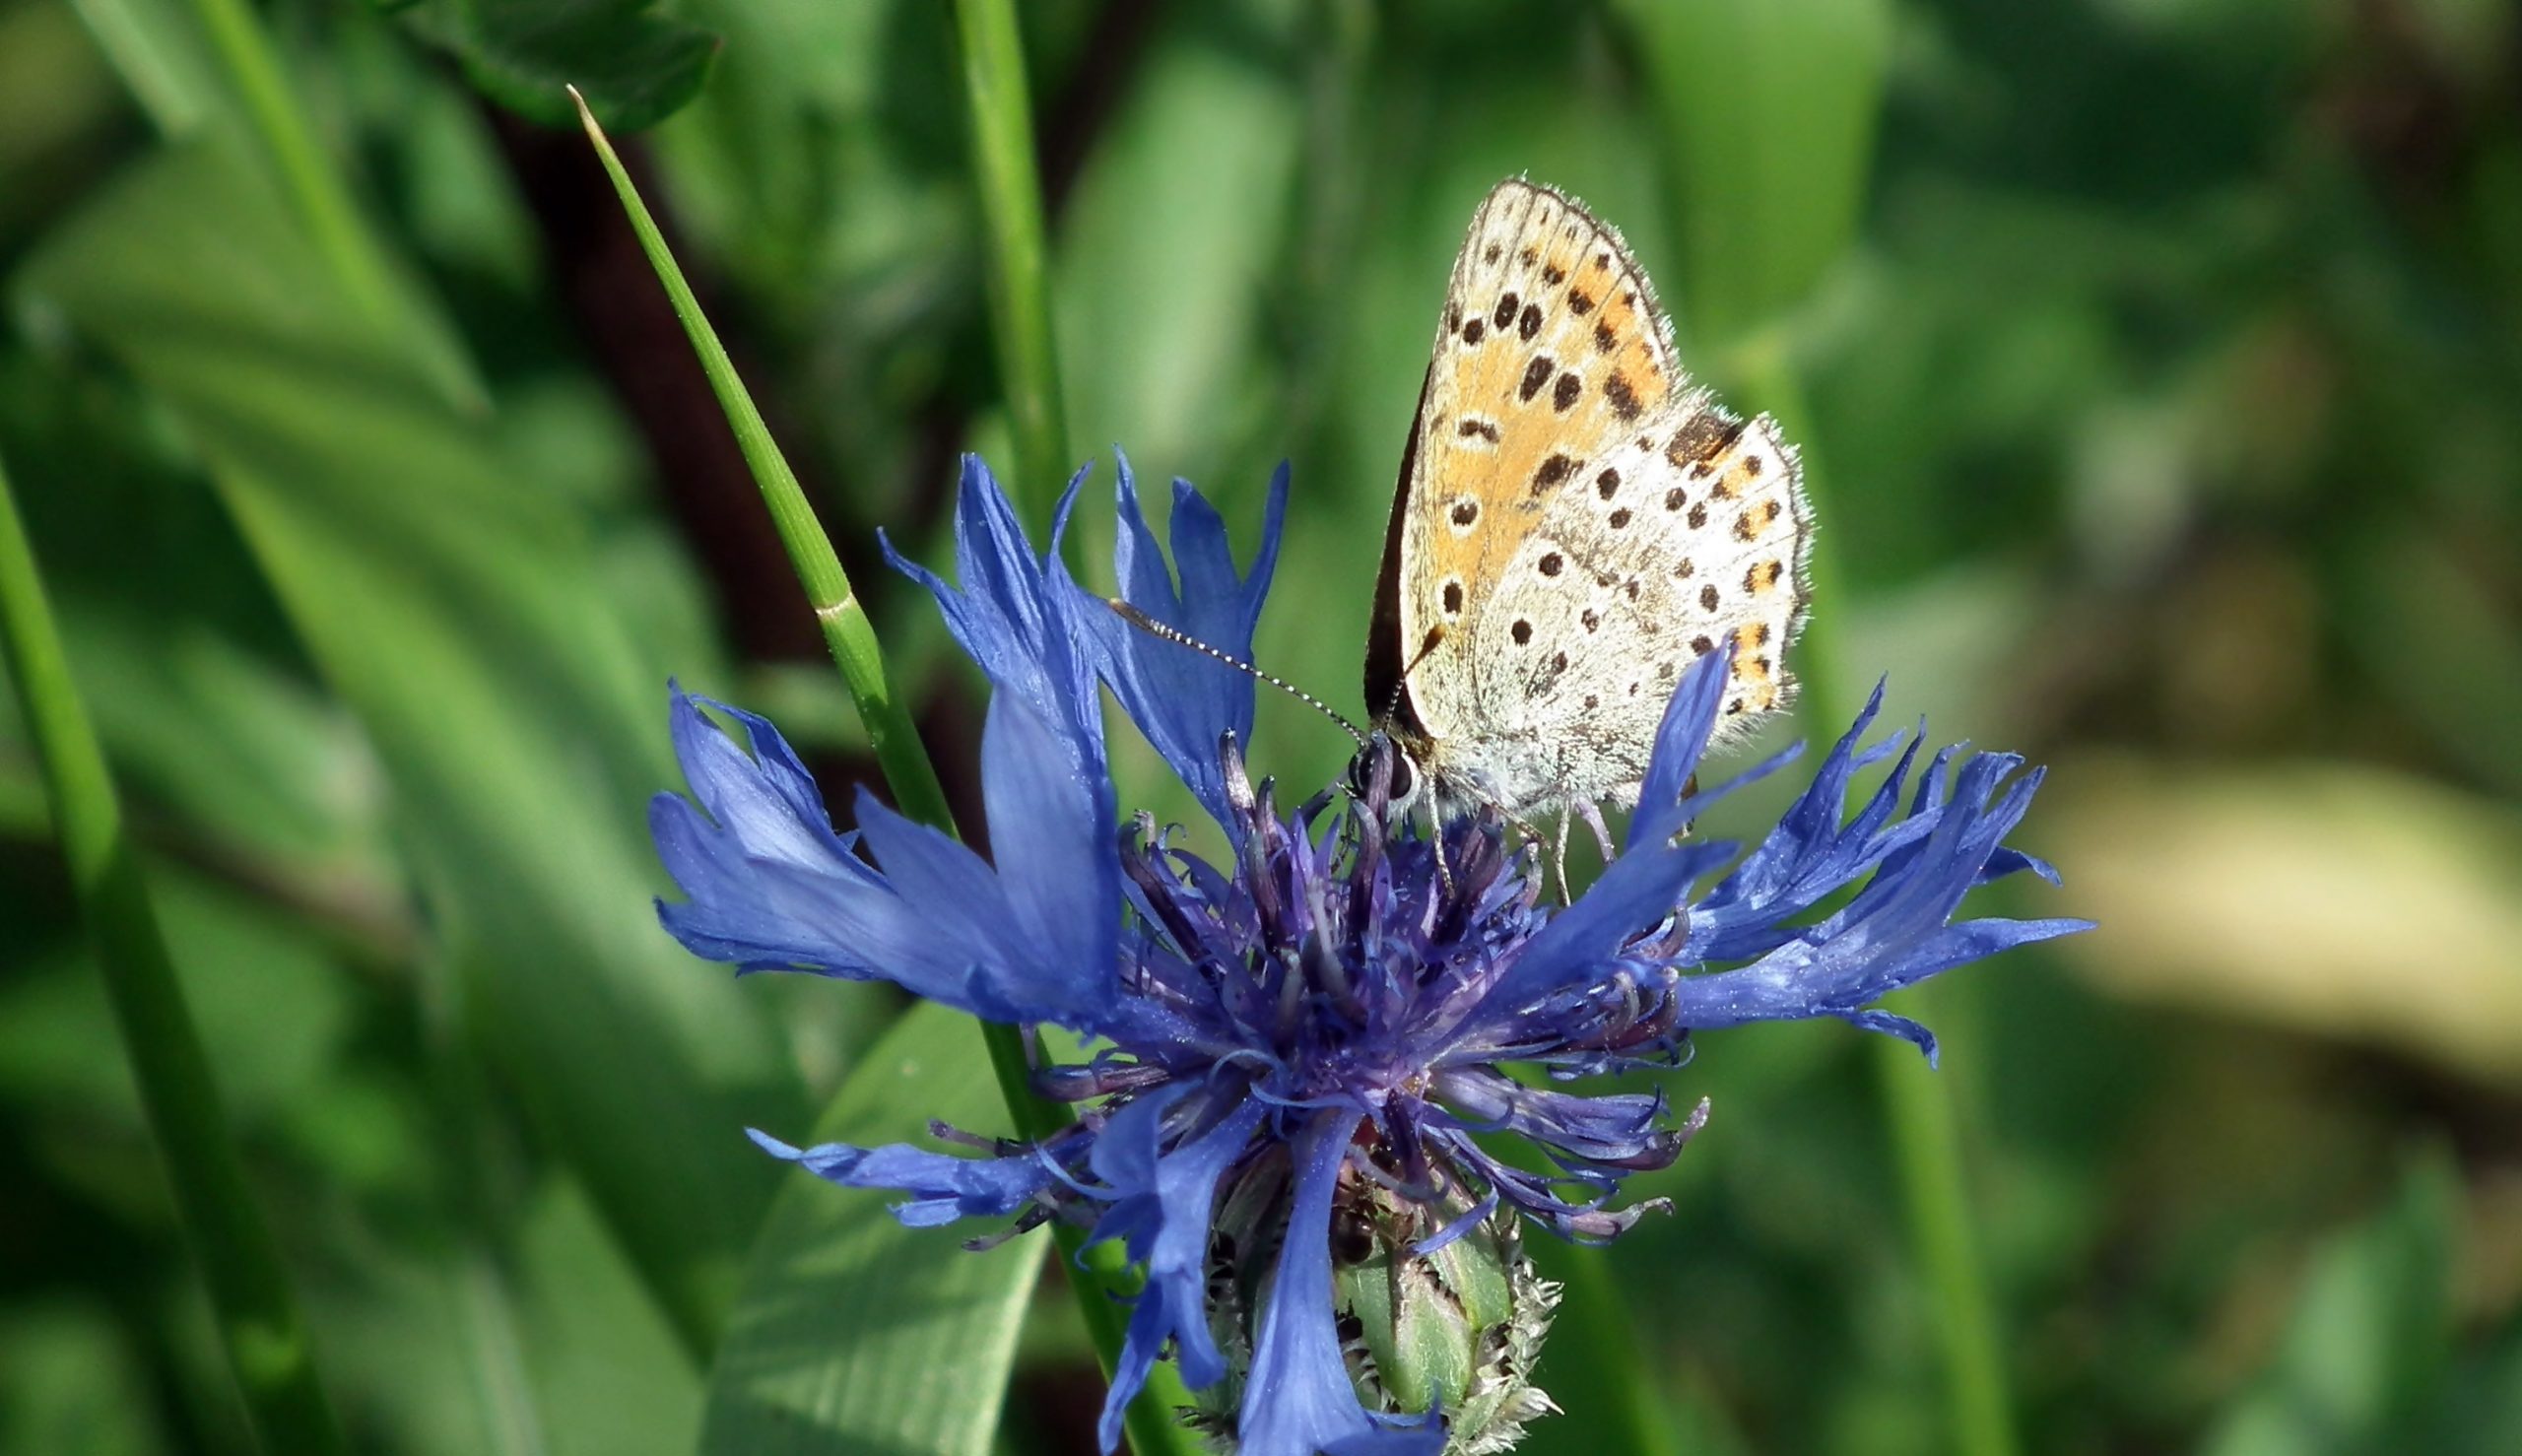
[950,0,1071,526]
[0,448,347,1456]
[185,0,397,329]
[1727,339,2020,1456]
[571,93,1201,1456]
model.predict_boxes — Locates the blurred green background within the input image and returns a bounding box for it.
[3,0,2519,1453]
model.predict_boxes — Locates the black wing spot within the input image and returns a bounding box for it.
[1542,263,1566,286]
[1450,498,1480,525]
[1594,320,1618,354]
[1510,620,1533,645]
[1568,289,1595,315]
[1519,357,1555,403]
[1608,508,1632,529]
[1457,418,1499,441]
[1596,469,1621,499]
[1603,372,1639,420]
[1530,453,1576,494]
[1554,371,1582,412]
[1687,502,1708,529]
[1462,317,1487,346]
[1518,302,1544,341]
[1665,487,1686,510]
[1699,584,1720,611]
[1538,552,1564,576]
[1692,634,1713,654]
[1493,293,1520,330]
[1666,414,1747,469]
[1443,580,1464,614]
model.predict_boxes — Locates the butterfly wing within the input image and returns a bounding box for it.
[1468,402,1811,811]
[1369,178,1812,818]
[1368,178,1685,755]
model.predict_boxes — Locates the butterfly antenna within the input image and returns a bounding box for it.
[1104,599,1367,746]
[1378,625,1445,728]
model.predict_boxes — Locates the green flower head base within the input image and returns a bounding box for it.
[650,455,2088,1454]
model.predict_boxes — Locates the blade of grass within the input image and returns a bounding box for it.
[0,445,347,1456]
[951,0,1069,525]
[1615,0,2022,1448]
[1733,338,2021,1456]
[571,92,1203,1456]
[63,0,484,411]
[567,89,952,838]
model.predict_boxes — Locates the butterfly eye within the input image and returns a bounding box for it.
[1387,753,1418,807]
[1343,740,1420,813]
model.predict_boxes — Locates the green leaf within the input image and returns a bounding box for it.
[700,1002,1038,1456]
[431,0,721,132]
[17,136,803,1354]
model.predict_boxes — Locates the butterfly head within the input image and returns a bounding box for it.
[1342,731,1423,819]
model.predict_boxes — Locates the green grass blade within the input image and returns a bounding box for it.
[0,445,347,1456]
[62,0,486,411]
[572,95,1202,1456]
[21,137,804,1358]
[1617,2,2023,1449]
[1735,331,2023,1456]
[951,0,1070,524]
[567,88,954,839]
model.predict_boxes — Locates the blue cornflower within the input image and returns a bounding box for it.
[651,455,2088,1456]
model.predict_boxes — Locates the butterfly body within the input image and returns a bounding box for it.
[1366,178,1814,826]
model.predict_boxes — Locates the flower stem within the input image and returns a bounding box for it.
[0,446,347,1456]
[1726,336,2021,1456]
[950,0,1071,526]
[572,93,1201,1456]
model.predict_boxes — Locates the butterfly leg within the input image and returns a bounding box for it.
[1550,812,1573,903]
[1577,800,1617,866]
[1423,796,1456,897]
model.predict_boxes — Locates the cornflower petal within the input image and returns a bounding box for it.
[1086,455,1290,831]
[1235,1113,1445,1456]
[1089,1092,1268,1451]
[747,1128,1054,1227]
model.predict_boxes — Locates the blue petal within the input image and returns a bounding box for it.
[979,689,1121,1013]
[885,455,1106,778]
[1626,640,1736,851]
[748,1128,1052,1227]
[1085,455,1291,830]
[1089,1093,1266,1452]
[852,783,1117,1027]
[650,680,1122,1024]
[652,687,889,976]
[1686,686,1932,964]
[1236,1113,1446,1456]
[1669,750,2091,1046]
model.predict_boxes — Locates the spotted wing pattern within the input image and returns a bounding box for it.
[1377,177,1813,820]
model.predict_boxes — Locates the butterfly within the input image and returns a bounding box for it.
[1358,177,1814,850]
